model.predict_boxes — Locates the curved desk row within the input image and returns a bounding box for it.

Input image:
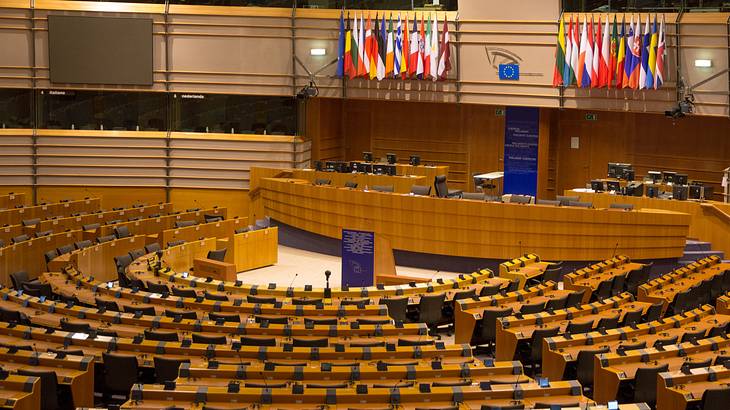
[260,178,691,261]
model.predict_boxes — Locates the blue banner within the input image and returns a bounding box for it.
[341,229,375,288]
[503,106,540,197]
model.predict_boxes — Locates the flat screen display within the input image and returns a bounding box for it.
[48,15,153,86]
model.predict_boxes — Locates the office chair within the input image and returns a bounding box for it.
[434,175,462,198]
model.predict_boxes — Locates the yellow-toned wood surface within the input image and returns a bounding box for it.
[170,188,249,220]
[291,169,428,194]
[160,218,247,248]
[0,375,41,410]
[0,193,25,210]
[0,198,100,226]
[222,226,278,273]
[161,238,218,274]
[0,230,81,286]
[68,236,148,282]
[568,190,730,258]
[261,177,691,261]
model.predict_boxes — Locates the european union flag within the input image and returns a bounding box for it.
[499,64,520,80]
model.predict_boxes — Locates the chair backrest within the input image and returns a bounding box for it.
[480,307,514,343]
[204,292,229,301]
[114,225,130,238]
[505,279,520,292]
[145,329,179,342]
[61,320,91,333]
[209,312,241,323]
[542,266,563,283]
[247,295,277,304]
[164,309,198,320]
[293,337,328,348]
[565,290,586,308]
[344,181,358,189]
[203,214,223,224]
[11,234,30,244]
[314,178,331,186]
[519,302,545,315]
[611,274,626,295]
[356,317,391,325]
[123,305,156,316]
[21,218,41,227]
[644,302,664,322]
[621,308,644,327]
[207,248,227,262]
[410,185,431,196]
[594,279,613,300]
[653,336,678,349]
[434,175,449,198]
[565,320,593,335]
[56,244,74,255]
[418,293,447,325]
[576,346,610,387]
[35,230,53,238]
[255,315,289,325]
[701,387,730,410]
[167,240,186,248]
[94,298,120,312]
[673,289,694,314]
[154,356,190,384]
[681,328,707,344]
[556,195,580,206]
[43,249,59,264]
[128,248,146,260]
[544,295,568,311]
[479,284,501,297]
[17,369,59,410]
[9,271,29,290]
[625,267,647,294]
[82,223,100,231]
[241,336,277,347]
[102,352,139,394]
[292,298,322,306]
[461,192,485,201]
[97,235,115,244]
[536,199,560,206]
[74,240,92,250]
[398,338,434,347]
[452,288,476,301]
[340,298,370,307]
[172,287,197,298]
[382,297,408,323]
[595,314,620,331]
[146,281,170,294]
[633,364,669,404]
[609,203,635,210]
[192,333,227,345]
[372,185,394,193]
[529,327,560,362]
[509,195,533,204]
[567,201,593,208]
[145,243,161,254]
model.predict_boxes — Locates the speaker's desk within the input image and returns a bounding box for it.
[259,177,691,261]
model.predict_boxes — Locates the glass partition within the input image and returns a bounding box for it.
[560,0,723,11]
[0,88,33,129]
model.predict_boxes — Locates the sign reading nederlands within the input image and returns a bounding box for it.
[341,229,375,288]
[503,107,540,197]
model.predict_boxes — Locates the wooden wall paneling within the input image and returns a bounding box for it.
[463,103,505,193]
[307,97,344,162]
[36,187,165,210]
[537,107,551,200]
[341,99,374,163]
[169,188,249,221]
[0,129,34,187]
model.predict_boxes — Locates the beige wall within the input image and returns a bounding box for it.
[2,1,726,115]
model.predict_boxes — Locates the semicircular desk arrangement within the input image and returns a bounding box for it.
[0,194,711,410]
[254,175,692,262]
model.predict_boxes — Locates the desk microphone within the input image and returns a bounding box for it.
[518,241,523,258]
[288,273,299,289]
[428,270,440,283]
[611,242,619,259]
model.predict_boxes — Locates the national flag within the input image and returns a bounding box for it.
[344,14,355,79]
[417,15,425,78]
[629,15,641,90]
[584,18,595,88]
[553,15,566,87]
[364,14,373,78]
[639,15,651,89]
[646,15,658,89]
[577,18,589,87]
[616,17,626,88]
[394,14,402,78]
[424,15,432,79]
[437,15,451,80]
[408,16,419,77]
[563,17,574,86]
[370,15,380,80]
[377,14,386,80]
[623,16,634,88]
[569,16,580,86]
[608,15,619,88]
[357,14,366,77]
[599,16,610,87]
[336,11,345,78]
[591,16,600,88]
[430,13,439,81]
[654,15,666,89]
[401,15,409,78]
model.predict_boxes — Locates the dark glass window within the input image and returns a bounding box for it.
[562,0,688,11]
[37,90,168,131]
[169,0,294,6]
[172,93,297,135]
[0,88,33,129]
[297,0,457,10]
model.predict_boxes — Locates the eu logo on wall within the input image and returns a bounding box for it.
[499,64,520,80]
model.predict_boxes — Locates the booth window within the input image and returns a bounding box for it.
[0,88,33,129]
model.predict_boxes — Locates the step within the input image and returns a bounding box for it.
[684,240,712,252]
[679,250,726,265]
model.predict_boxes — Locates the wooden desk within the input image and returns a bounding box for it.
[565,260,645,303]
[0,224,25,248]
[160,218,247,249]
[568,190,730,261]
[494,293,648,361]
[0,193,25,210]
[498,254,552,289]
[541,305,721,380]
[291,169,429,194]
[37,203,173,235]
[219,226,278,272]
[0,230,81,286]
[96,207,225,239]
[657,365,730,410]
[49,235,148,281]
[0,198,100,227]
[717,292,730,314]
[0,374,40,410]
[258,176,690,261]
[193,257,237,282]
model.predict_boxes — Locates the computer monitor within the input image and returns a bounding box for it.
[362,151,373,162]
[314,161,323,171]
[689,184,702,200]
[325,161,336,172]
[647,171,662,183]
[606,181,620,192]
[646,184,660,198]
[662,171,677,184]
[673,184,689,201]
[626,182,644,197]
[373,164,387,175]
[703,186,714,200]
[386,153,397,165]
[608,163,632,179]
[591,180,605,192]
[675,173,688,185]
[409,155,420,166]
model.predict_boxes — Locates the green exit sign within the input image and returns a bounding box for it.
[585,113,598,121]
[495,108,505,116]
